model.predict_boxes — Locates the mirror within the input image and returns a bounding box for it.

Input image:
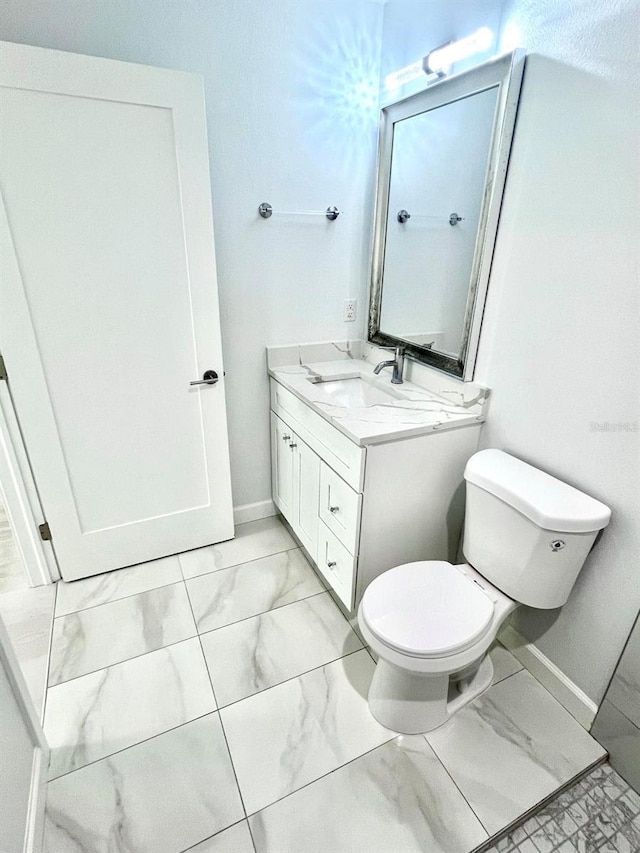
[369,50,525,379]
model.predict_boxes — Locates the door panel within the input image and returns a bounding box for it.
[271,413,294,520]
[0,42,233,579]
[295,439,320,558]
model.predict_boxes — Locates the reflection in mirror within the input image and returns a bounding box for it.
[380,88,498,358]
[369,50,525,379]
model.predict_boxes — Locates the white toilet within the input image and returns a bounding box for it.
[358,448,611,734]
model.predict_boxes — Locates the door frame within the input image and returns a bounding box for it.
[0,378,58,586]
[0,612,49,852]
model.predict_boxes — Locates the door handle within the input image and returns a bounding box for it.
[190,370,219,386]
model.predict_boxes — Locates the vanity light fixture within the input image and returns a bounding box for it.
[384,27,494,91]
[425,27,494,74]
[384,59,439,92]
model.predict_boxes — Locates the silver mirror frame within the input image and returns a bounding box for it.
[368,49,526,380]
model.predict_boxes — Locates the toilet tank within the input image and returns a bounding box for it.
[462,449,611,609]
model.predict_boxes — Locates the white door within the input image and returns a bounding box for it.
[0,42,233,580]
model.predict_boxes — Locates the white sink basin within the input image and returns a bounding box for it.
[309,377,399,408]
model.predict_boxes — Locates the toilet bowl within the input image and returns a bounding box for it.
[358,449,611,734]
[359,560,517,732]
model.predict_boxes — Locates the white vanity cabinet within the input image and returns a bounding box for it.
[270,411,319,557]
[270,377,483,614]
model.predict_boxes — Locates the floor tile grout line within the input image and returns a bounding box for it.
[181,543,301,583]
[188,568,252,823]
[46,706,224,783]
[194,588,328,635]
[179,819,255,853]
[182,581,219,709]
[601,697,640,734]
[52,578,187,622]
[421,730,492,838]
[241,727,401,820]
[53,531,299,619]
[182,575,253,825]
[54,570,184,619]
[217,710,250,821]
[212,645,366,711]
[48,564,350,692]
[46,631,200,691]
[245,816,259,853]
[41,578,59,727]
[422,667,605,849]
[45,563,351,782]
[219,646,367,714]
[195,588,343,638]
[51,581,330,690]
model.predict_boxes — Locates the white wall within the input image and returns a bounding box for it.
[0,0,383,509]
[474,0,640,704]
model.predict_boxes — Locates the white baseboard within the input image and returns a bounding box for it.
[499,624,598,729]
[25,746,47,853]
[233,499,277,526]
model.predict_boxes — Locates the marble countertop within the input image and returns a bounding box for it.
[267,343,489,446]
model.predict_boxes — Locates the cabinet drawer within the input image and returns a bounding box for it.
[316,521,355,610]
[319,462,361,554]
[270,379,365,491]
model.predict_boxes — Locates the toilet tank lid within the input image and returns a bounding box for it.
[464,449,611,533]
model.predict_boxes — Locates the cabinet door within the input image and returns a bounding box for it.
[270,412,295,522]
[294,439,320,557]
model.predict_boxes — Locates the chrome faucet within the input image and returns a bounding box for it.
[373,345,405,384]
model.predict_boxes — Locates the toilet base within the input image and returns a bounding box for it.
[367,654,494,733]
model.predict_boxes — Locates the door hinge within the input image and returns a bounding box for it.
[39,522,52,541]
[0,354,7,381]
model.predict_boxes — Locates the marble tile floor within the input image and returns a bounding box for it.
[483,762,640,853]
[43,515,610,853]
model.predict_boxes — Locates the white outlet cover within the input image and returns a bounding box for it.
[343,299,357,322]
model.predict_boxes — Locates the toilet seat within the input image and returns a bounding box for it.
[361,561,495,658]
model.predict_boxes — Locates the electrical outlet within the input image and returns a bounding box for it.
[343,298,357,322]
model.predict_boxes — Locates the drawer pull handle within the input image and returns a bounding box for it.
[289,443,297,448]
[282,434,291,441]
[329,505,340,514]
[327,561,337,568]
